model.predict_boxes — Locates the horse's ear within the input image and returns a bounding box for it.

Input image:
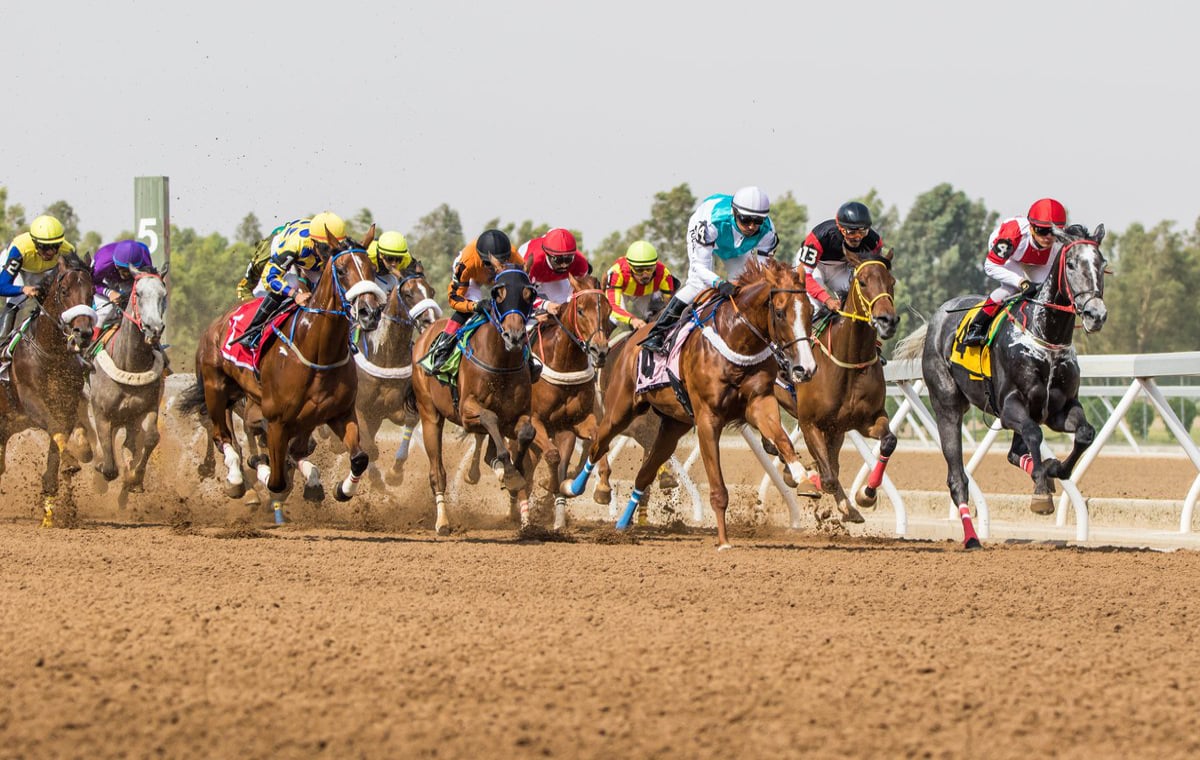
[159,262,170,277]
[80,250,93,268]
[884,247,895,262]
[362,224,376,248]
[128,264,142,276]
[524,286,536,304]
[486,254,504,270]
[1092,224,1105,245]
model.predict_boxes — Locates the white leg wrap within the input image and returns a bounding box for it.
[785,460,807,485]
[435,492,448,530]
[298,458,320,488]
[519,499,531,527]
[491,459,505,483]
[340,473,360,498]
[222,443,243,486]
[257,463,271,486]
[553,496,567,530]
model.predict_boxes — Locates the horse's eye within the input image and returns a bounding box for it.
[1066,260,1077,270]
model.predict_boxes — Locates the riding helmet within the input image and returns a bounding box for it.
[625,240,658,266]
[731,186,770,218]
[836,202,872,230]
[1027,198,1067,227]
[308,211,347,243]
[30,215,66,245]
[476,229,513,260]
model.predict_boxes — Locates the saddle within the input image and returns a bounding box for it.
[950,304,997,381]
[636,319,697,420]
[220,299,295,372]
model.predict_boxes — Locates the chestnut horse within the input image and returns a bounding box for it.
[410,265,540,534]
[0,252,97,525]
[561,256,818,548]
[354,261,441,488]
[775,250,899,524]
[184,237,385,523]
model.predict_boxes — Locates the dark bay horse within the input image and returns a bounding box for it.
[185,237,385,523]
[353,261,441,487]
[895,224,1108,548]
[84,269,168,495]
[561,257,818,549]
[775,251,899,523]
[0,252,97,525]
[410,265,540,534]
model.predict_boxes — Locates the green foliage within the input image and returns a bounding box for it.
[849,188,901,243]
[235,213,262,245]
[1125,400,1156,439]
[407,204,464,305]
[346,208,375,242]
[0,188,27,244]
[167,226,246,366]
[770,191,808,264]
[890,183,996,324]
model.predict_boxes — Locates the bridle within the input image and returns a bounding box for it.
[534,288,608,363]
[817,258,895,369]
[719,283,812,373]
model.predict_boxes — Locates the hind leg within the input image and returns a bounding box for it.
[326,414,368,503]
[999,396,1055,514]
[124,410,160,493]
[419,411,450,534]
[561,382,643,497]
[616,416,692,529]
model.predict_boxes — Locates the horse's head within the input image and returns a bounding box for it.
[330,246,385,333]
[127,267,168,345]
[47,252,98,353]
[398,260,442,334]
[1053,224,1109,333]
[845,249,899,340]
[490,266,536,353]
[739,257,817,385]
[564,273,611,368]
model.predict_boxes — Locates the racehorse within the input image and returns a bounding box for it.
[516,274,610,529]
[184,232,385,523]
[352,260,441,487]
[775,250,899,523]
[0,252,97,525]
[895,224,1108,548]
[561,256,818,549]
[410,264,541,534]
[83,268,168,495]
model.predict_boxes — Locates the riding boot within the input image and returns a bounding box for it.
[960,307,994,347]
[425,330,457,369]
[0,305,16,348]
[234,294,284,350]
[639,296,688,355]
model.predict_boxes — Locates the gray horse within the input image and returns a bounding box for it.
[81,269,168,494]
[894,224,1108,547]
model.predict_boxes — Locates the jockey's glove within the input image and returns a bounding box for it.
[716,280,736,298]
[473,298,492,315]
[1018,280,1036,297]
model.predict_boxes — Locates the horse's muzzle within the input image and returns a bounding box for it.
[356,304,382,332]
[789,364,815,385]
[1081,302,1108,333]
[589,344,608,369]
[873,313,899,341]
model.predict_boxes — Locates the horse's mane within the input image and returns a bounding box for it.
[731,256,802,300]
[60,250,90,272]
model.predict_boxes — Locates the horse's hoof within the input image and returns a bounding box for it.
[224,481,246,499]
[657,471,679,490]
[384,467,405,487]
[1030,494,1055,515]
[303,483,325,503]
[781,468,798,488]
[436,523,451,537]
[463,469,480,486]
[855,486,878,509]
[124,482,145,494]
[840,505,866,524]
[334,483,351,502]
[964,537,983,550]
[247,455,267,470]
[593,485,612,505]
[98,466,118,483]
[243,490,261,507]
[717,543,734,552]
[197,460,215,478]
[795,479,821,500]
[503,471,527,492]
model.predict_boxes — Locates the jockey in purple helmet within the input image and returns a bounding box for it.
[92,240,154,328]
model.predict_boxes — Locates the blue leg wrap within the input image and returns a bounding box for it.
[567,459,596,497]
[616,488,644,530]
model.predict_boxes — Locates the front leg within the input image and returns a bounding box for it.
[92,408,120,482]
[326,414,368,503]
[1045,398,1095,479]
[857,412,897,508]
[999,394,1054,514]
[694,410,733,549]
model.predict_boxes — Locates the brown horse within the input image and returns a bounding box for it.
[775,251,899,523]
[410,265,540,534]
[523,274,610,528]
[183,236,384,523]
[0,252,97,525]
[354,261,441,488]
[560,256,818,549]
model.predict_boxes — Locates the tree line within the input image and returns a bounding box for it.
[3,183,1198,367]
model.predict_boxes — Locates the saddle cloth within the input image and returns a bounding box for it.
[417,314,487,384]
[951,304,994,380]
[220,299,295,371]
[635,319,696,394]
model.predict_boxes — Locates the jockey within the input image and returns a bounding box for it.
[523,227,591,320]
[640,186,778,355]
[603,240,677,334]
[236,223,287,302]
[795,201,886,318]
[234,211,346,350]
[0,215,77,344]
[960,198,1068,346]
[366,230,412,293]
[92,240,154,329]
[424,228,536,376]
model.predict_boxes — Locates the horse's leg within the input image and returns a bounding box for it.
[464,432,485,485]
[359,410,384,488]
[1044,398,1095,479]
[560,390,641,498]
[326,414,368,504]
[73,398,95,464]
[124,408,160,493]
[823,429,863,524]
[206,382,245,499]
[551,430,576,530]
[617,416,692,530]
[856,414,898,508]
[999,395,1055,514]
[419,411,450,535]
[386,407,419,486]
[693,411,735,550]
[92,406,120,482]
[262,419,292,524]
[798,422,838,523]
[929,381,981,548]
[509,415,539,497]
[594,453,613,505]
[745,395,820,502]
[288,431,324,503]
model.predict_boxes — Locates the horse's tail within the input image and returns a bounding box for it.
[892,324,928,361]
[176,374,209,417]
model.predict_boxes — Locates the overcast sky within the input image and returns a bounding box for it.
[6,0,1196,249]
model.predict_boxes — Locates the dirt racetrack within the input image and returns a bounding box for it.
[2,419,1200,758]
